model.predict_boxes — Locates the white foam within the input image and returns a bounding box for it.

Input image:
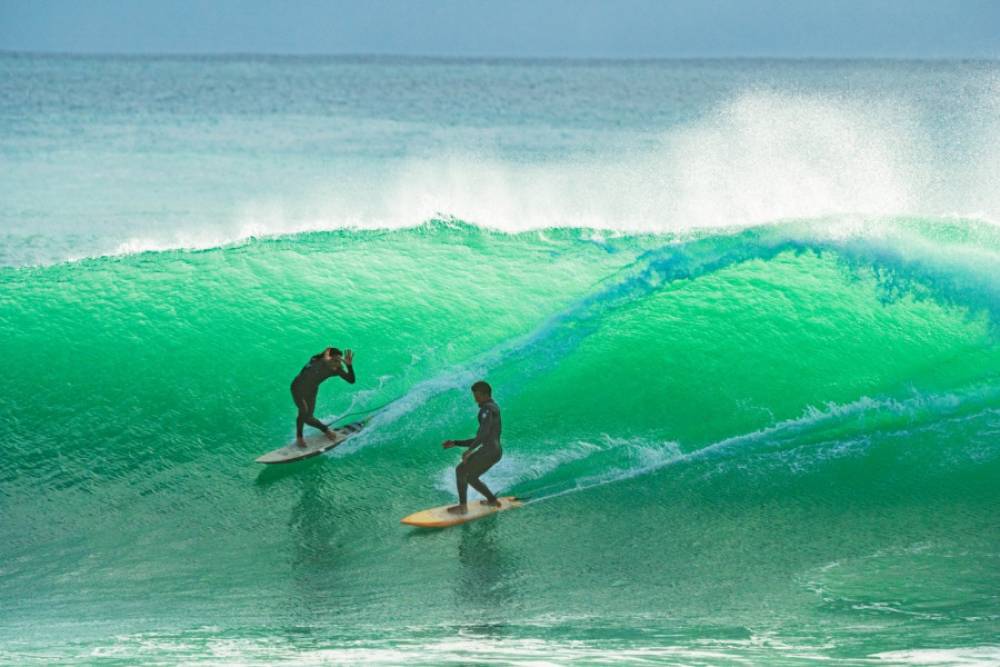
[231,93,932,235]
[61,90,1000,262]
[872,646,1000,665]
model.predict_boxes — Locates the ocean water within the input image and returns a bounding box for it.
[1,54,999,665]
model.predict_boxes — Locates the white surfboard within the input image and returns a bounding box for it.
[400,496,523,528]
[255,420,367,464]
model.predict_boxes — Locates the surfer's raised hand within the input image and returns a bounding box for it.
[344,349,354,365]
[442,440,456,449]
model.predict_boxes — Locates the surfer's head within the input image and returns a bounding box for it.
[471,380,492,404]
[324,347,344,369]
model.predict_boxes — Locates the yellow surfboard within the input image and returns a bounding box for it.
[400,496,523,528]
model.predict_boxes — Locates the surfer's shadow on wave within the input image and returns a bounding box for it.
[453,519,522,615]
[399,511,523,612]
[253,456,326,490]
[251,459,356,574]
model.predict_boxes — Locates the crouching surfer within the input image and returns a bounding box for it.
[291,347,355,447]
[442,381,503,514]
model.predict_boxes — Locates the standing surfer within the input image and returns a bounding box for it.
[442,381,503,514]
[291,347,355,447]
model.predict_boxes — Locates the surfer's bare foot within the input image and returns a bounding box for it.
[446,504,468,515]
[324,430,338,441]
[480,498,502,507]
[295,437,307,448]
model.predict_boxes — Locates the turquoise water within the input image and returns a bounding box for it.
[1,55,999,664]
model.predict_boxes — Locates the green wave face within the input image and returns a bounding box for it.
[1,218,999,663]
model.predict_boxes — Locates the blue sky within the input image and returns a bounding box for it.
[1,0,997,58]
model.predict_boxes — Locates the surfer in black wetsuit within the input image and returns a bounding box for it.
[442,381,503,514]
[291,347,355,447]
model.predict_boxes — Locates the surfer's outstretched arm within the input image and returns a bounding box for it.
[454,402,500,449]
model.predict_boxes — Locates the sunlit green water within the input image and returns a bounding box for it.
[2,219,998,664]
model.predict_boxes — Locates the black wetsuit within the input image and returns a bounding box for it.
[290,355,355,438]
[454,399,503,504]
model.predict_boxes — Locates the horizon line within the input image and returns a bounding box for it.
[2,49,997,64]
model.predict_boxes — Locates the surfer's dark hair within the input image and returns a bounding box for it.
[471,381,492,396]
[328,347,343,357]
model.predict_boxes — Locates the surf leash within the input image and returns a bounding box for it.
[327,395,406,427]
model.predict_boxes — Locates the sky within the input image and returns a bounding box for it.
[1,0,998,59]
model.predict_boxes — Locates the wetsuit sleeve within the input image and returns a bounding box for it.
[339,364,356,384]
[454,406,498,449]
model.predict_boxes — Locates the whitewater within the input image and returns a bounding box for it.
[1,55,998,664]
